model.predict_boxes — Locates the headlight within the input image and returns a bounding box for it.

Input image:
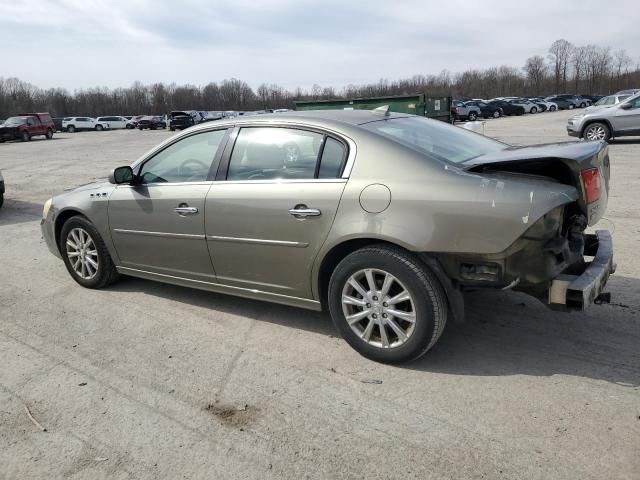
[43,198,52,218]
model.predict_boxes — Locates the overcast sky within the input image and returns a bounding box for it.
[1,0,639,91]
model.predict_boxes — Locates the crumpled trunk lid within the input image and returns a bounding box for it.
[462,141,610,226]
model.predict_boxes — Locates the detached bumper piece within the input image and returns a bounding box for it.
[548,230,614,310]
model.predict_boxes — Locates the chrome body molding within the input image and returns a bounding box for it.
[206,235,309,248]
[113,228,205,240]
[116,266,322,311]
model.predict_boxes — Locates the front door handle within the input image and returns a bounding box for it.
[174,206,198,216]
[288,205,321,218]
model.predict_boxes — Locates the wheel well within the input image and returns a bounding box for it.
[54,210,87,252]
[581,119,612,137]
[317,239,401,309]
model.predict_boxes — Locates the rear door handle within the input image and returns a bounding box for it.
[288,205,321,218]
[174,206,198,216]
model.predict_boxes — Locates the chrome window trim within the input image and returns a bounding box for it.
[113,229,205,240]
[206,235,309,248]
[130,119,357,179]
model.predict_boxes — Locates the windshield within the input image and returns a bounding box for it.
[362,116,506,164]
[2,116,28,126]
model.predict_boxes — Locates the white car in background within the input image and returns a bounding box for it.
[96,116,132,129]
[62,117,110,132]
[508,99,540,113]
[530,98,558,112]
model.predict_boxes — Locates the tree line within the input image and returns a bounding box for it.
[0,39,638,119]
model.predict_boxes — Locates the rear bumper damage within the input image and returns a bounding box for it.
[548,230,614,310]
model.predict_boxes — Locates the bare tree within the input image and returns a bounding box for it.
[548,39,574,92]
[523,56,547,95]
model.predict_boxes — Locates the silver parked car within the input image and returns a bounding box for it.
[41,110,614,363]
[567,92,640,141]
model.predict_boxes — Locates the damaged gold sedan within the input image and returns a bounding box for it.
[41,109,614,362]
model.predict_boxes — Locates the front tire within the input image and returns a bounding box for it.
[468,112,478,121]
[95,124,103,131]
[60,216,119,289]
[583,122,611,142]
[328,245,447,363]
[531,107,537,114]
[67,125,76,133]
[21,131,31,142]
[550,105,556,112]
[492,110,500,118]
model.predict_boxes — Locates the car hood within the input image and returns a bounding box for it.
[62,180,114,194]
[584,104,614,113]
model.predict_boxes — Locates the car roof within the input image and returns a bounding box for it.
[193,110,413,132]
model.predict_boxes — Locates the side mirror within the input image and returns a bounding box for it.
[619,102,632,110]
[109,166,134,184]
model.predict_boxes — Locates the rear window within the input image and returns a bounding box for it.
[362,117,506,164]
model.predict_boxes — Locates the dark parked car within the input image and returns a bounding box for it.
[464,101,502,119]
[486,100,525,116]
[41,110,614,363]
[580,94,605,103]
[52,117,65,132]
[0,113,55,142]
[169,111,196,131]
[555,95,590,108]
[545,97,576,110]
[528,99,548,112]
[138,116,166,130]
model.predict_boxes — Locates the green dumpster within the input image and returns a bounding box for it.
[294,94,452,123]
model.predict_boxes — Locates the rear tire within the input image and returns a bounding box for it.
[46,129,53,139]
[328,245,447,363]
[583,122,611,142]
[531,107,537,114]
[550,105,556,112]
[67,125,76,133]
[580,102,586,108]
[468,111,478,121]
[60,216,119,289]
[21,131,31,142]
[95,124,103,131]
[492,110,500,118]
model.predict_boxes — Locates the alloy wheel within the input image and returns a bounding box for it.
[585,125,607,141]
[341,268,416,349]
[66,228,99,280]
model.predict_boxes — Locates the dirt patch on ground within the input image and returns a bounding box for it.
[204,402,259,428]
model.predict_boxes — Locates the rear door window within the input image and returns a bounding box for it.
[318,137,346,179]
[227,127,324,180]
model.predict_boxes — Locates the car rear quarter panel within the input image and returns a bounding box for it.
[312,132,578,297]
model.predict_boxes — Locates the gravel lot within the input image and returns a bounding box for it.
[1,111,638,480]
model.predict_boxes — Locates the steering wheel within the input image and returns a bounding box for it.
[179,158,209,181]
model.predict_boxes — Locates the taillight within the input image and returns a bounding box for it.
[581,167,601,204]
[451,107,457,114]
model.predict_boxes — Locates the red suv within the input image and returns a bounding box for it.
[0,113,55,142]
